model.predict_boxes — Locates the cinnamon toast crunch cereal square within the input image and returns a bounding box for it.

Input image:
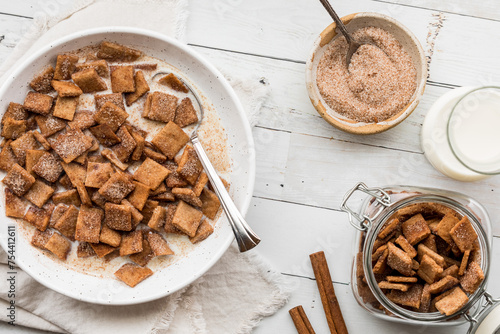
[98,172,135,203]
[2,163,35,196]
[51,129,93,163]
[71,68,107,93]
[68,110,96,130]
[45,232,71,260]
[151,121,189,159]
[200,188,221,220]
[402,214,431,245]
[30,66,55,93]
[97,41,142,62]
[435,287,469,316]
[75,206,103,243]
[111,66,135,93]
[133,157,170,190]
[460,261,485,293]
[35,114,66,137]
[143,92,177,123]
[146,230,174,256]
[89,124,121,147]
[24,179,54,208]
[23,92,53,115]
[105,202,132,231]
[32,152,63,183]
[172,201,203,237]
[75,60,109,77]
[190,219,214,244]
[99,225,122,247]
[94,101,129,132]
[387,284,423,309]
[147,206,166,231]
[174,98,198,128]
[172,187,202,207]
[127,181,150,211]
[450,217,478,253]
[1,117,27,140]
[5,188,28,218]
[158,73,188,93]
[119,230,143,256]
[95,93,125,110]
[10,131,39,166]
[31,229,53,250]
[114,263,153,287]
[54,205,79,240]
[53,96,78,121]
[53,54,78,80]
[112,126,136,162]
[129,237,154,267]
[177,145,202,185]
[24,205,51,231]
[85,162,113,188]
[90,242,116,258]
[387,242,413,276]
[51,80,83,97]
[52,189,81,207]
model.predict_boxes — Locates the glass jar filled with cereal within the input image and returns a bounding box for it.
[341,183,500,333]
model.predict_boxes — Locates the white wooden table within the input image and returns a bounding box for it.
[1,0,500,333]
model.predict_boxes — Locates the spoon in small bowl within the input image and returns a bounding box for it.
[318,0,383,68]
[152,72,261,252]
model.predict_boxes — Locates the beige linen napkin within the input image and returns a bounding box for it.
[0,1,289,333]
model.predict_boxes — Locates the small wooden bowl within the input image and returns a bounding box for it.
[306,12,427,135]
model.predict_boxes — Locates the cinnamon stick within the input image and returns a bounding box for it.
[289,305,316,334]
[310,251,348,334]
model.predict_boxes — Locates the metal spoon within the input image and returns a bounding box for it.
[318,0,380,68]
[152,72,261,252]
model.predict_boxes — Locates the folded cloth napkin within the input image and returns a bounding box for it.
[0,1,289,333]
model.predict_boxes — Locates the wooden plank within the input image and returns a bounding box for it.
[187,0,500,88]
[187,0,371,62]
[246,196,355,283]
[427,12,500,87]
[0,4,34,18]
[382,0,500,21]
[0,2,74,19]
[0,15,30,65]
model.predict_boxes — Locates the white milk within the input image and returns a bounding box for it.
[421,87,500,181]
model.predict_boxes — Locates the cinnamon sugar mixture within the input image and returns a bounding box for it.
[316,26,417,123]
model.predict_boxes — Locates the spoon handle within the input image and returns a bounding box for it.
[318,0,352,44]
[190,132,261,252]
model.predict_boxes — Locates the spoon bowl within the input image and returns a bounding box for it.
[319,0,386,68]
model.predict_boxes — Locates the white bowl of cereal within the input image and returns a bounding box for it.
[0,27,255,304]
[306,12,427,135]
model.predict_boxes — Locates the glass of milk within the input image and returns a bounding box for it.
[421,86,500,181]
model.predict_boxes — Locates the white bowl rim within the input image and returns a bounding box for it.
[305,12,427,132]
[0,26,256,305]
